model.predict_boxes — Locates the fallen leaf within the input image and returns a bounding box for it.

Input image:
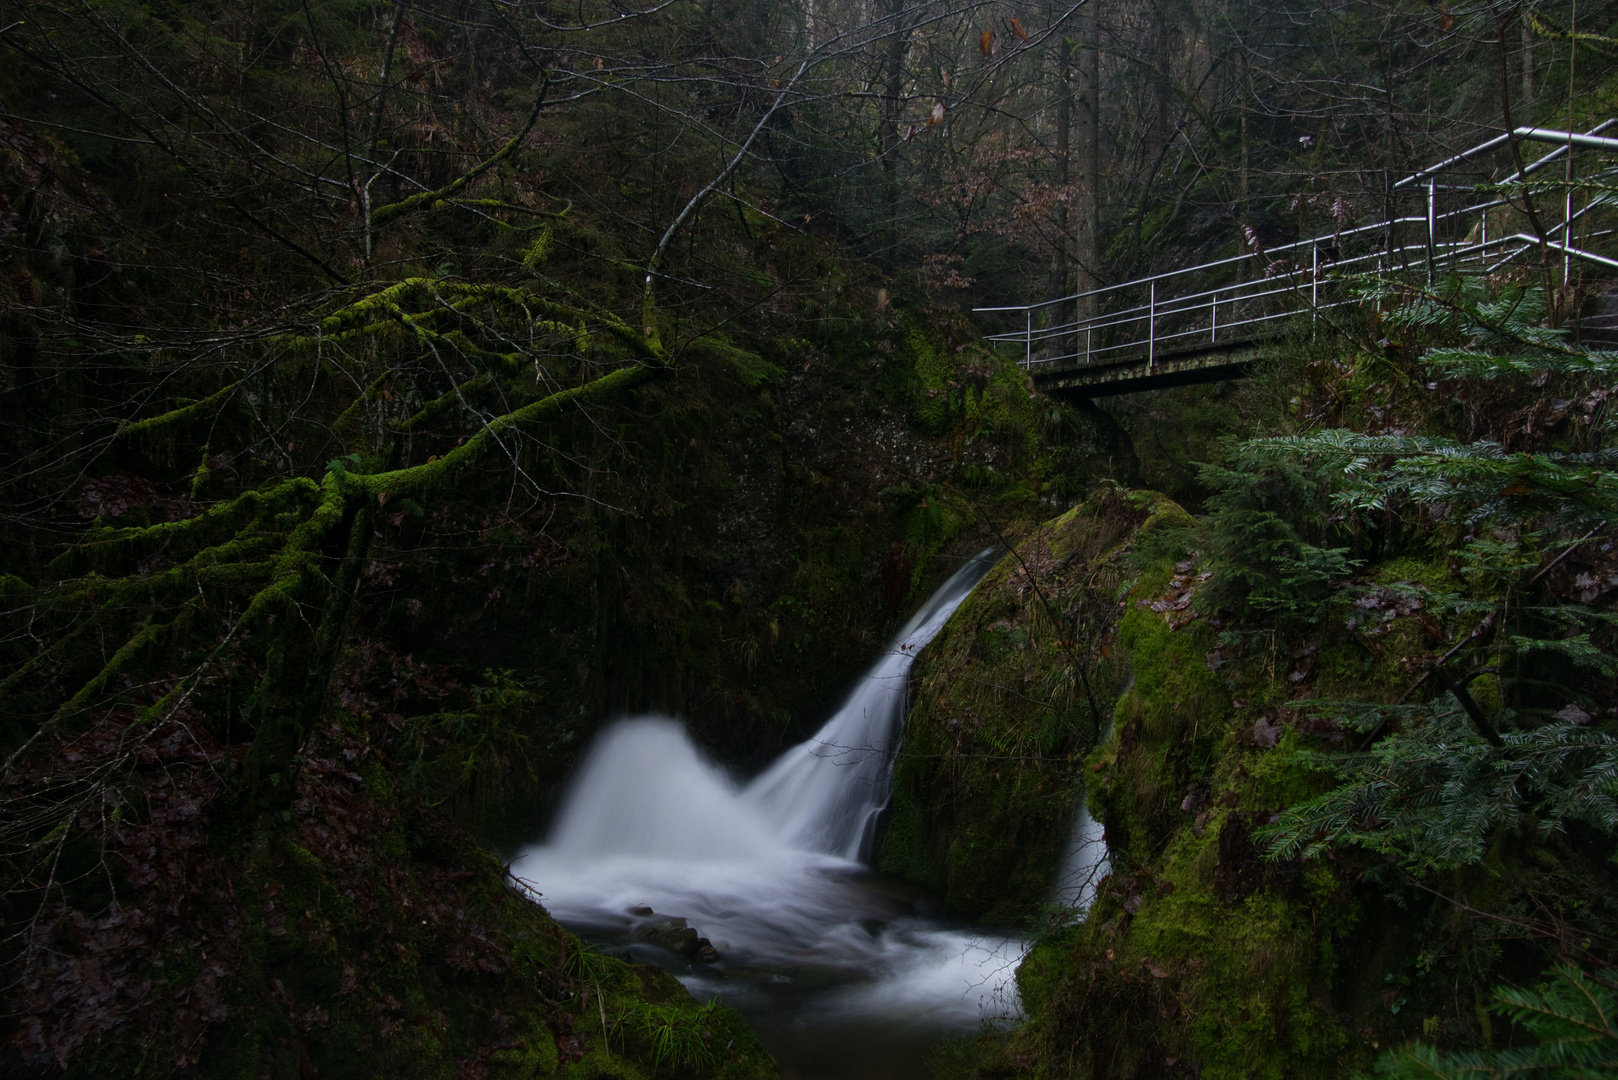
[1238,715,1285,749]
[1554,703,1594,725]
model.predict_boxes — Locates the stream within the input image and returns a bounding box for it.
[511,552,1060,1078]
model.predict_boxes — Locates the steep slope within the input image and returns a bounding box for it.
[917,297,1618,1077]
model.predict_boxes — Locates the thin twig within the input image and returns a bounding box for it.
[1530,524,1605,584]
[1398,610,1498,705]
[1409,878,1618,956]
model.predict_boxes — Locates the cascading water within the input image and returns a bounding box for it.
[511,551,1020,1079]
[743,553,993,861]
[1052,713,1117,912]
[1052,794,1111,912]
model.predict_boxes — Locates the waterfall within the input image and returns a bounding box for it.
[743,549,998,859]
[539,549,998,868]
[546,717,779,861]
[510,550,1023,1077]
[1052,791,1111,911]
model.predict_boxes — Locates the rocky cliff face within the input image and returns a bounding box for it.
[898,480,1591,1079]
[877,487,1191,922]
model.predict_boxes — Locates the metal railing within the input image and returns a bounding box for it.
[976,122,1618,372]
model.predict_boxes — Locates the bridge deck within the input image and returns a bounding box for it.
[1032,340,1269,398]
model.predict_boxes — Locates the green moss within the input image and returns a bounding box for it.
[938,502,1496,1078]
[878,762,938,891]
[876,488,1182,920]
[1372,555,1454,590]
[1013,927,1080,1016]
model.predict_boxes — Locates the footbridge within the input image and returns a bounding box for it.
[975,122,1618,399]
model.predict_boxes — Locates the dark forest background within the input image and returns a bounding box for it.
[4,1,1618,1077]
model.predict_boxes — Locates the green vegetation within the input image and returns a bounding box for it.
[878,487,1188,921]
[1374,965,1618,1078]
[926,271,1618,1076]
[9,0,1618,1076]
[0,0,1080,1073]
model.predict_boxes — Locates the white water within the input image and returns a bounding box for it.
[1052,793,1111,912]
[744,550,996,861]
[511,551,1022,1078]
[1051,711,1117,912]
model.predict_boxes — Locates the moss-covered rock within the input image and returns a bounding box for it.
[935,507,1606,1078]
[931,530,1368,1078]
[877,488,1191,922]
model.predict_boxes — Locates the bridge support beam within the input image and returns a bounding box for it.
[1035,343,1264,399]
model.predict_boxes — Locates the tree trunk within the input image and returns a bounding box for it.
[1152,0,1171,151]
[1239,54,1251,283]
[1522,8,1536,106]
[1075,0,1101,321]
[878,0,915,266]
[1051,17,1073,357]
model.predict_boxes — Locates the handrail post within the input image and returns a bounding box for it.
[1426,179,1437,282]
[1565,192,1574,284]
[1148,280,1156,373]
[1025,309,1032,368]
[1382,167,1392,276]
[1210,290,1217,343]
[1566,135,1575,285]
[1311,241,1319,331]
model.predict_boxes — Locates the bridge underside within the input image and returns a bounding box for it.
[1030,341,1268,399]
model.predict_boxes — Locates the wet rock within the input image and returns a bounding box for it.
[632,917,721,962]
[634,917,697,952]
[626,905,655,917]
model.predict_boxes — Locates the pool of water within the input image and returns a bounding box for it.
[515,850,1023,1079]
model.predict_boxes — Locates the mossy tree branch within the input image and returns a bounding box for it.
[367,74,550,233]
[10,254,671,816]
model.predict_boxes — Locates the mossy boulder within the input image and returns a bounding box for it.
[926,531,1363,1078]
[944,520,1580,1078]
[877,488,1191,922]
